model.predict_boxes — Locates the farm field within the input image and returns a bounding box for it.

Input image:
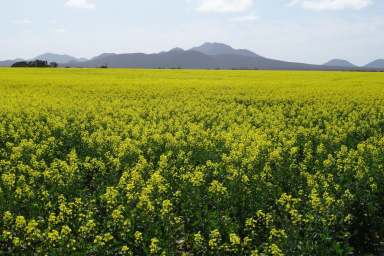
[1,68,384,255]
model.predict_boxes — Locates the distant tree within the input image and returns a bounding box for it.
[11,61,29,67]
[11,60,51,68]
[100,64,108,69]
[31,60,49,67]
[50,62,58,68]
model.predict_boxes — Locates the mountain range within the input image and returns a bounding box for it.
[1,42,383,70]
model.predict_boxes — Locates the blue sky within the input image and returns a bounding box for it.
[1,0,383,65]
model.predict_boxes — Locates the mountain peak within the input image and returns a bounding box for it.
[323,59,357,68]
[169,47,184,52]
[365,59,384,69]
[91,53,116,60]
[190,42,260,58]
[193,42,233,52]
[33,53,85,64]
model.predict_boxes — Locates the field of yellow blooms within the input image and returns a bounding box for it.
[1,68,384,255]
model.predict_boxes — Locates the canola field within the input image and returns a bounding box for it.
[1,68,384,255]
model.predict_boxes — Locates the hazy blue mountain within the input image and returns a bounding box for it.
[75,50,216,68]
[69,43,356,70]
[190,42,260,57]
[365,59,384,69]
[33,53,86,64]
[91,53,117,61]
[323,59,357,68]
[70,47,338,70]
[0,58,23,67]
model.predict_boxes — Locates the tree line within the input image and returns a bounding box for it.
[11,60,58,68]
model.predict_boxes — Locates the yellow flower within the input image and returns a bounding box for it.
[103,232,114,243]
[243,236,252,247]
[121,245,132,255]
[102,187,119,206]
[208,180,227,196]
[15,216,26,230]
[12,237,21,247]
[269,149,282,162]
[242,175,250,184]
[150,238,160,255]
[48,213,57,225]
[3,211,13,225]
[48,230,60,243]
[93,235,105,246]
[193,232,204,248]
[79,219,96,235]
[323,159,332,168]
[1,172,16,188]
[134,231,143,244]
[251,249,260,256]
[344,214,353,224]
[160,200,173,216]
[190,171,204,186]
[229,233,241,246]
[112,208,123,222]
[208,229,221,249]
[61,225,72,237]
[25,219,41,241]
[2,230,12,240]
[268,243,284,256]
[310,189,320,209]
[269,228,287,241]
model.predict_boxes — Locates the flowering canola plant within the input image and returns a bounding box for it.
[1,68,384,255]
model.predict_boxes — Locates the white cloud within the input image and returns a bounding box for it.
[11,18,32,25]
[65,0,95,9]
[197,0,253,13]
[230,14,259,22]
[289,0,372,11]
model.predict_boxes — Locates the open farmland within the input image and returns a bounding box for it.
[1,68,384,255]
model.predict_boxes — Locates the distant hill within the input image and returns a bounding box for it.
[365,59,384,69]
[71,50,216,69]
[90,53,117,61]
[33,53,87,64]
[0,58,23,67]
[190,42,260,57]
[324,59,357,68]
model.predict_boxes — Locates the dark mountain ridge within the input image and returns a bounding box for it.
[190,42,260,58]
[1,43,383,70]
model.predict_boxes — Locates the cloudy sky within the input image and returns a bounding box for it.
[1,0,382,65]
